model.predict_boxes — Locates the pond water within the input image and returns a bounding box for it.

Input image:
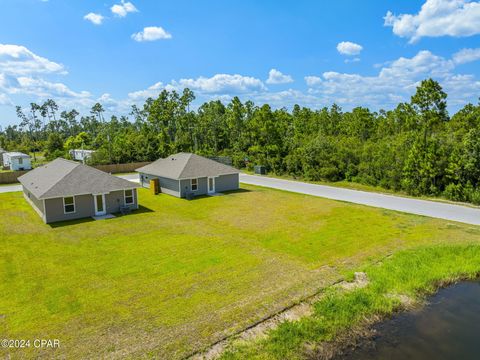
[338,281,480,360]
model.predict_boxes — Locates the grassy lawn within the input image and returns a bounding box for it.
[1,185,480,358]
[222,244,480,359]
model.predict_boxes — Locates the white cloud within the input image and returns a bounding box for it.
[345,57,361,64]
[0,44,65,75]
[171,74,266,93]
[0,93,12,106]
[131,26,172,42]
[13,77,91,99]
[384,0,480,43]
[453,48,480,64]
[111,1,138,17]
[336,41,363,55]
[251,89,319,108]
[266,68,294,84]
[305,49,480,109]
[304,76,322,87]
[128,81,164,100]
[84,12,104,25]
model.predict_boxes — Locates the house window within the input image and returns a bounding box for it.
[124,189,134,205]
[191,178,198,191]
[63,196,75,214]
[18,157,23,165]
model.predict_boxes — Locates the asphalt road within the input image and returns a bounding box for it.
[3,172,479,226]
[239,174,480,226]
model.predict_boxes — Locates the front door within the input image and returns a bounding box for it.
[208,177,215,194]
[94,194,106,216]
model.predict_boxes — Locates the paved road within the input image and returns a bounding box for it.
[239,174,480,226]
[0,183,22,193]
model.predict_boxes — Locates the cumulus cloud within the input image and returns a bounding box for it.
[84,12,104,25]
[0,44,98,113]
[336,41,363,55]
[0,44,65,75]
[171,74,266,93]
[266,68,294,84]
[132,26,172,42]
[453,48,480,64]
[111,1,138,17]
[128,81,164,100]
[305,49,480,109]
[304,76,322,87]
[384,0,480,43]
[13,77,91,99]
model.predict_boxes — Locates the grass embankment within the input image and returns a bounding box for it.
[222,245,480,359]
[1,185,480,358]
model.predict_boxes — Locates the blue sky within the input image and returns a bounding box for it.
[0,0,480,127]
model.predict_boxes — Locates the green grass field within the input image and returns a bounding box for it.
[1,185,480,359]
[222,244,480,359]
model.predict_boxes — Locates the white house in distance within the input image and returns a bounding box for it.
[69,149,95,162]
[2,152,32,171]
[0,148,5,165]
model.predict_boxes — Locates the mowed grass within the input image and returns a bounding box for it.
[222,244,480,360]
[1,185,480,359]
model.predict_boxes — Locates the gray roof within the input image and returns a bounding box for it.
[18,158,139,200]
[136,153,239,180]
[5,152,30,158]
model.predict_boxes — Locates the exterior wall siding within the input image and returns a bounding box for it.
[214,173,240,193]
[23,186,45,221]
[180,177,208,198]
[139,173,181,197]
[44,194,95,223]
[43,188,138,223]
[105,189,138,213]
[138,172,239,199]
[10,157,32,171]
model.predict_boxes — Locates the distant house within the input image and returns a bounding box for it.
[18,158,139,223]
[0,148,5,166]
[69,149,95,162]
[2,152,32,171]
[136,153,239,198]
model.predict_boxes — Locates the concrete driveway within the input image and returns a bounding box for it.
[240,174,480,226]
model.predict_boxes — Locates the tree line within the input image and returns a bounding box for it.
[1,79,480,204]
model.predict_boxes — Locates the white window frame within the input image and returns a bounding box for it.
[124,189,135,205]
[191,178,198,191]
[18,157,23,165]
[63,196,76,214]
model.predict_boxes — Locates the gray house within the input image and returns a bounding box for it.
[136,153,239,198]
[18,158,140,224]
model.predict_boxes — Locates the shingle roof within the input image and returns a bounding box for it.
[18,158,139,200]
[136,153,239,180]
